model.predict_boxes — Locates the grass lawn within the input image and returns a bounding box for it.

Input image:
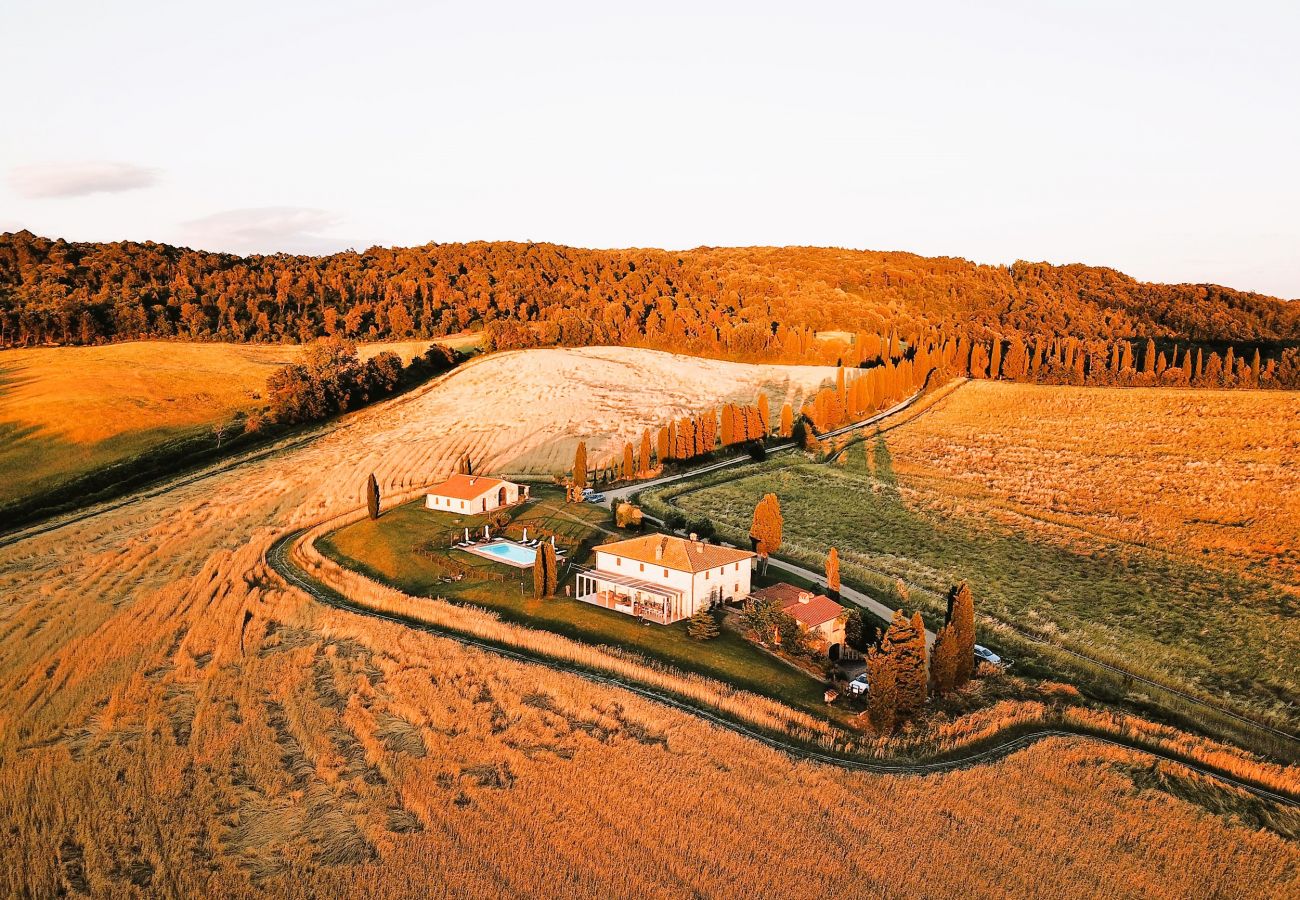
[317,486,832,714]
[650,441,1298,724]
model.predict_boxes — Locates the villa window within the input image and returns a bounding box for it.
[705,571,710,580]
[616,557,621,566]
[639,563,644,572]
[663,568,669,578]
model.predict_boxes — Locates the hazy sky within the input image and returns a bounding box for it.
[3,1,1297,298]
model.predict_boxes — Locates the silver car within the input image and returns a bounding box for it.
[973,644,1002,666]
[847,674,869,696]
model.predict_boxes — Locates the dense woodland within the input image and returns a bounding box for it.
[3,230,1298,386]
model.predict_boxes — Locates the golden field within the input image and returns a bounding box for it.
[0,337,478,511]
[884,381,1300,590]
[0,350,1296,897]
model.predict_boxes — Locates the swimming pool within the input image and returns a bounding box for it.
[465,540,537,568]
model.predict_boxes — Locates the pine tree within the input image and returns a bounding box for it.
[825,547,840,599]
[687,605,720,641]
[571,441,587,501]
[366,473,380,520]
[749,493,783,572]
[948,581,976,686]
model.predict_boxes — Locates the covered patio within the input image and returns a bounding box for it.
[573,567,683,625]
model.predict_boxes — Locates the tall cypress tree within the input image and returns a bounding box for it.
[570,441,587,501]
[881,610,927,716]
[532,547,548,599]
[948,581,976,686]
[366,473,380,520]
[825,547,840,599]
[930,622,960,695]
[867,640,898,735]
[640,429,653,473]
[543,542,558,595]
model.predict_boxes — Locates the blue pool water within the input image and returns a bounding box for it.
[472,540,537,567]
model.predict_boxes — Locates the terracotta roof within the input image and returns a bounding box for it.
[426,473,507,501]
[750,583,843,627]
[597,534,754,574]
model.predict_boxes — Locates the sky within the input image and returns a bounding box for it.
[2,1,1297,298]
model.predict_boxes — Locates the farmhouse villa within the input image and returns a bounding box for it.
[575,534,755,625]
[425,474,527,514]
[749,582,847,659]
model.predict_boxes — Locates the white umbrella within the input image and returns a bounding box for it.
[484,525,490,540]
[550,535,556,547]
[523,528,529,542]
[464,528,469,543]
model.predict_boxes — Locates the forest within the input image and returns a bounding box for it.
[2,230,1298,385]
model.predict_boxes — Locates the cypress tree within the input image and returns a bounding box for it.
[622,442,635,480]
[757,391,770,434]
[749,494,783,572]
[532,547,548,599]
[866,640,898,735]
[543,543,558,595]
[930,622,960,695]
[881,610,927,716]
[639,429,653,473]
[779,402,793,437]
[571,441,587,500]
[825,547,840,599]
[948,581,976,686]
[366,473,380,520]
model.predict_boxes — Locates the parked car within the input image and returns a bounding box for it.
[581,487,595,496]
[585,493,607,504]
[973,644,1003,667]
[847,673,870,696]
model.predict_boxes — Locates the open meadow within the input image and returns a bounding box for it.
[0,350,1296,897]
[0,337,479,518]
[660,381,1300,729]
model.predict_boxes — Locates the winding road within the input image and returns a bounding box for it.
[267,529,1298,807]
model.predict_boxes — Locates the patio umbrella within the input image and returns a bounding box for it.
[464,528,469,542]
[522,528,528,541]
[550,535,556,547]
[484,525,490,540]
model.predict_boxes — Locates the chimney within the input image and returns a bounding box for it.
[798,592,812,604]
[655,539,664,561]
[695,540,704,553]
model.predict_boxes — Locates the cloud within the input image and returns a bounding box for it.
[178,206,354,256]
[9,161,160,198]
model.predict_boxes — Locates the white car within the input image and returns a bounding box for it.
[847,674,869,696]
[973,645,1003,667]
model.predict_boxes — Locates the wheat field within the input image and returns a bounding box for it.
[885,381,1300,590]
[0,337,476,509]
[0,349,1295,898]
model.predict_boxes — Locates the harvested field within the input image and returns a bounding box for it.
[0,349,1295,897]
[885,382,1300,590]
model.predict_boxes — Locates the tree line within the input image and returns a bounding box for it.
[262,338,458,428]
[4,231,1295,387]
